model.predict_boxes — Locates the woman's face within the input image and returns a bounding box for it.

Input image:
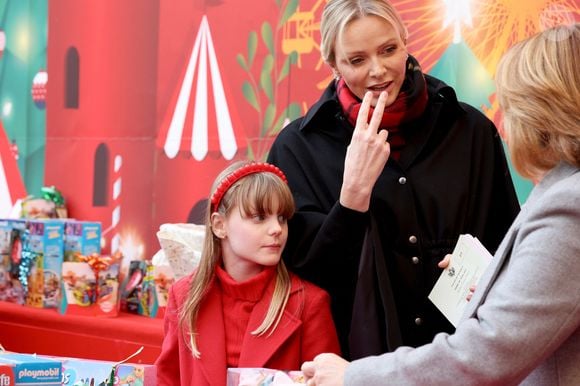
[332,15,408,107]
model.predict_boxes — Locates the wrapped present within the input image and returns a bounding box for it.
[18,186,67,220]
[156,223,204,280]
[59,253,121,317]
[227,368,306,386]
[0,352,61,385]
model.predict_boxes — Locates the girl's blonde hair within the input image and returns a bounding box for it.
[495,23,580,180]
[179,160,295,358]
[320,0,408,66]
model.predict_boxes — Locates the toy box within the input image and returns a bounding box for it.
[63,221,102,262]
[60,261,120,317]
[119,260,147,314]
[227,368,306,386]
[52,356,156,386]
[0,352,61,385]
[138,264,174,319]
[25,220,65,308]
[0,219,27,304]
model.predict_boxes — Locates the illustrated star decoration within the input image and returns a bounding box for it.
[443,0,473,44]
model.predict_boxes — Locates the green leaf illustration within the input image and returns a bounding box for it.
[260,54,274,101]
[263,103,277,134]
[248,31,258,68]
[269,102,301,135]
[237,54,249,72]
[279,0,299,28]
[242,81,260,112]
[277,51,298,83]
[261,22,274,55]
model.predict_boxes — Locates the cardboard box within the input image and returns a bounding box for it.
[0,353,61,385]
[52,356,155,386]
[0,219,27,304]
[139,264,174,319]
[25,220,65,308]
[227,368,306,386]
[63,221,102,262]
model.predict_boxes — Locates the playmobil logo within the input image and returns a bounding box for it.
[19,367,60,378]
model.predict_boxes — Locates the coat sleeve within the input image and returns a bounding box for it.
[299,282,342,361]
[155,284,183,386]
[344,173,580,385]
[267,126,368,289]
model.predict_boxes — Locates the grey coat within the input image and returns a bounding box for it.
[345,162,580,385]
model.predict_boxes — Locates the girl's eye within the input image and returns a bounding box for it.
[277,215,288,224]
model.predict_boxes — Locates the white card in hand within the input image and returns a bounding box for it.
[428,234,493,327]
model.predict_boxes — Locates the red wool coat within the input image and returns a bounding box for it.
[155,270,341,386]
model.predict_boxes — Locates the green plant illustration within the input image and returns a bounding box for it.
[237,0,302,160]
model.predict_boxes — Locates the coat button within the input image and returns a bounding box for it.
[414,317,423,326]
[412,256,420,264]
[409,235,417,244]
[398,176,407,185]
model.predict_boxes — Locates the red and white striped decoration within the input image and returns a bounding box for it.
[110,154,122,254]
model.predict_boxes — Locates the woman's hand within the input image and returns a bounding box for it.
[340,91,390,212]
[438,254,476,301]
[302,353,349,386]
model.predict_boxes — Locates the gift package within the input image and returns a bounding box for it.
[59,254,121,317]
[0,219,27,304]
[63,221,102,262]
[0,352,61,386]
[120,260,174,319]
[227,368,306,386]
[23,220,65,309]
[54,356,156,386]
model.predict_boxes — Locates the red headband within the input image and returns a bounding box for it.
[210,162,288,211]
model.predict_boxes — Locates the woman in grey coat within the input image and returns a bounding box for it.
[302,23,580,386]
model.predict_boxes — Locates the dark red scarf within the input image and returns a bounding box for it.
[336,55,428,160]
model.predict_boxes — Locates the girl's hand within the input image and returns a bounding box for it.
[340,91,390,212]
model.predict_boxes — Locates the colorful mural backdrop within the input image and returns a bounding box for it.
[1,0,578,263]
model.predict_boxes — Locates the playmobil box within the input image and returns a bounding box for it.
[63,221,102,262]
[60,261,120,317]
[52,356,156,386]
[0,352,61,385]
[25,220,65,308]
[0,219,27,304]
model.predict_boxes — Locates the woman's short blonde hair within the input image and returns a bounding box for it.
[320,0,408,66]
[495,24,580,180]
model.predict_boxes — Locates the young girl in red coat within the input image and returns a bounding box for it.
[156,161,341,385]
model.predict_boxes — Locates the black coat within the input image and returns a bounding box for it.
[267,76,520,359]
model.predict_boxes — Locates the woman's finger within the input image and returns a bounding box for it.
[368,91,388,131]
[355,91,374,130]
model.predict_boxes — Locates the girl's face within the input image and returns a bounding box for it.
[332,15,408,107]
[213,197,288,281]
